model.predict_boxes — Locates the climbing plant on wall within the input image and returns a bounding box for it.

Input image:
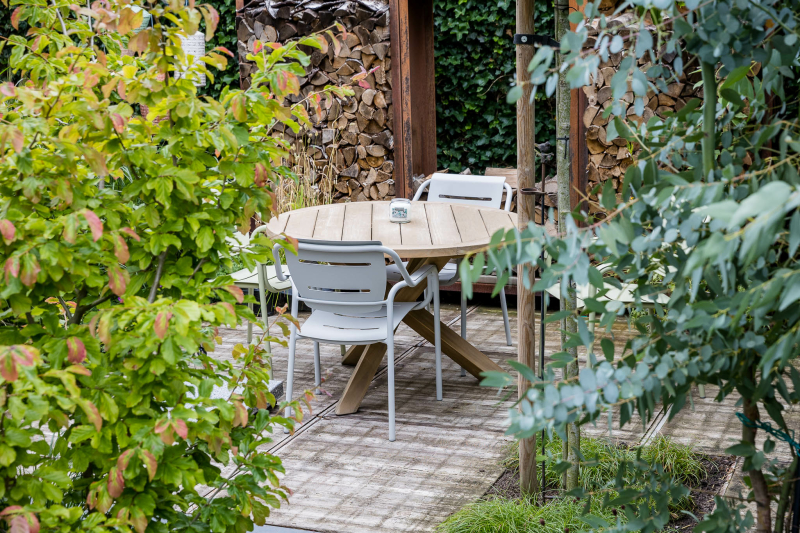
[433,0,556,174]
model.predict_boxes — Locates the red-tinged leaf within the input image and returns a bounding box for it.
[231,93,247,122]
[66,337,86,364]
[154,310,172,339]
[26,514,39,533]
[255,390,269,410]
[3,352,21,382]
[110,113,126,134]
[315,34,328,54]
[62,214,77,244]
[358,80,371,89]
[219,301,237,318]
[116,449,134,471]
[368,65,381,75]
[232,400,248,427]
[254,163,268,187]
[66,365,92,376]
[201,4,219,41]
[159,427,174,446]
[120,227,141,241]
[326,30,341,56]
[253,40,263,54]
[113,234,129,263]
[19,254,40,287]
[10,129,23,154]
[172,419,188,439]
[0,83,15,97]
[108,266,129,297]
[0,220,15,245]
[10,345,37,367]
[153,419,170,435]
[127,29,150,54]
[8,516,27,533]
[10,7,21,29]
[141,450,157,481]
[4,257,19,284]
[129,508,147,533]
[80,399,103,431]
[0,506,22,517]
[212,46,234,57]
[82,209,103,241]
[107,466,124,498]
[117,80,127,100]
[223,285,244,303]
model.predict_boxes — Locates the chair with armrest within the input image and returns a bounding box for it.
[387,173,514,361]
[273,239,442,442]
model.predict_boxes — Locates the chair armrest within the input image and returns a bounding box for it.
[272,243,290,282]
[503,182,513,211]
[385,264,438,304]
[412,180,430,201]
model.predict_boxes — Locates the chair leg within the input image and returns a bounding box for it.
[313,341,321,394]
[284,297,299,434]
[340,345,346,357]
[499,288,512,346]
[698,384,706,398]
[460,292,467,377]
[256,264,273,378]
[387,334,396,442]
[246,288,253,345]
[433,278,442,401]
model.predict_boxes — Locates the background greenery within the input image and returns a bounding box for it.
[2,0,556,174]
[434,0,556,174]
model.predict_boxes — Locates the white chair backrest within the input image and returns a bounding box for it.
[284,240,389,314]
[416,173,512,211]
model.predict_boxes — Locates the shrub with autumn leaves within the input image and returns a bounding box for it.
[0,0,353,531]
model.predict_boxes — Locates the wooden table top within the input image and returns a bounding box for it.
[265,201,518,258]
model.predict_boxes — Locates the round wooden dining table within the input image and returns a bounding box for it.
[265,201,517,415]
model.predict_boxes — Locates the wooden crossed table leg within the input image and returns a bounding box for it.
[335,257,504,416]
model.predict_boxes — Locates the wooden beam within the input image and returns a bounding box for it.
[515,0,538,497]
[408,0,437,181]
[389,0,437,198]
[389,0,411,197]
[569,0,588,218]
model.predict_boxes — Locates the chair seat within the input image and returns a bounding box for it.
[386,261,459,286]
[545,282,670,308]
[298,302,418,344]
[230,265,292,292]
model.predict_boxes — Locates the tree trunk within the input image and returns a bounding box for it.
[742,398,772,533]
[554,0,580,491]
[516,0,539,497]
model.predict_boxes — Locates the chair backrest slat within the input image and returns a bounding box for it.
[426,173,507,209]
[285,240,388,313]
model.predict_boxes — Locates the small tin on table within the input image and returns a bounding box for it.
[390,198,411,224]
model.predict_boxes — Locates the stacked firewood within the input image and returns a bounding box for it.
[583,13,705,216]
[236,0,396,202]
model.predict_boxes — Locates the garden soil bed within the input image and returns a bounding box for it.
[486,452,737,530]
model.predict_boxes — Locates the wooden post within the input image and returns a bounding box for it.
[516,0,539,497]
[389,0,437,198]
[569,0,588,218]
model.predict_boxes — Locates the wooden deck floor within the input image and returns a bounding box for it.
[213,303,800,533]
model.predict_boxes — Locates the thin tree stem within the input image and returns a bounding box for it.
[701,61,717,179]
[148,252,168,304]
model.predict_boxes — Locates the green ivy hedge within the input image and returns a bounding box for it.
[434,0,556,174]
[2,0,555,174]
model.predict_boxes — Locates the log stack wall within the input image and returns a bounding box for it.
[237,0,396,202]
[582,13,704,218]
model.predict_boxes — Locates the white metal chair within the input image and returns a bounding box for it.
[388,173,514,357]
[273,239,442,442]
[228,226,292,347]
